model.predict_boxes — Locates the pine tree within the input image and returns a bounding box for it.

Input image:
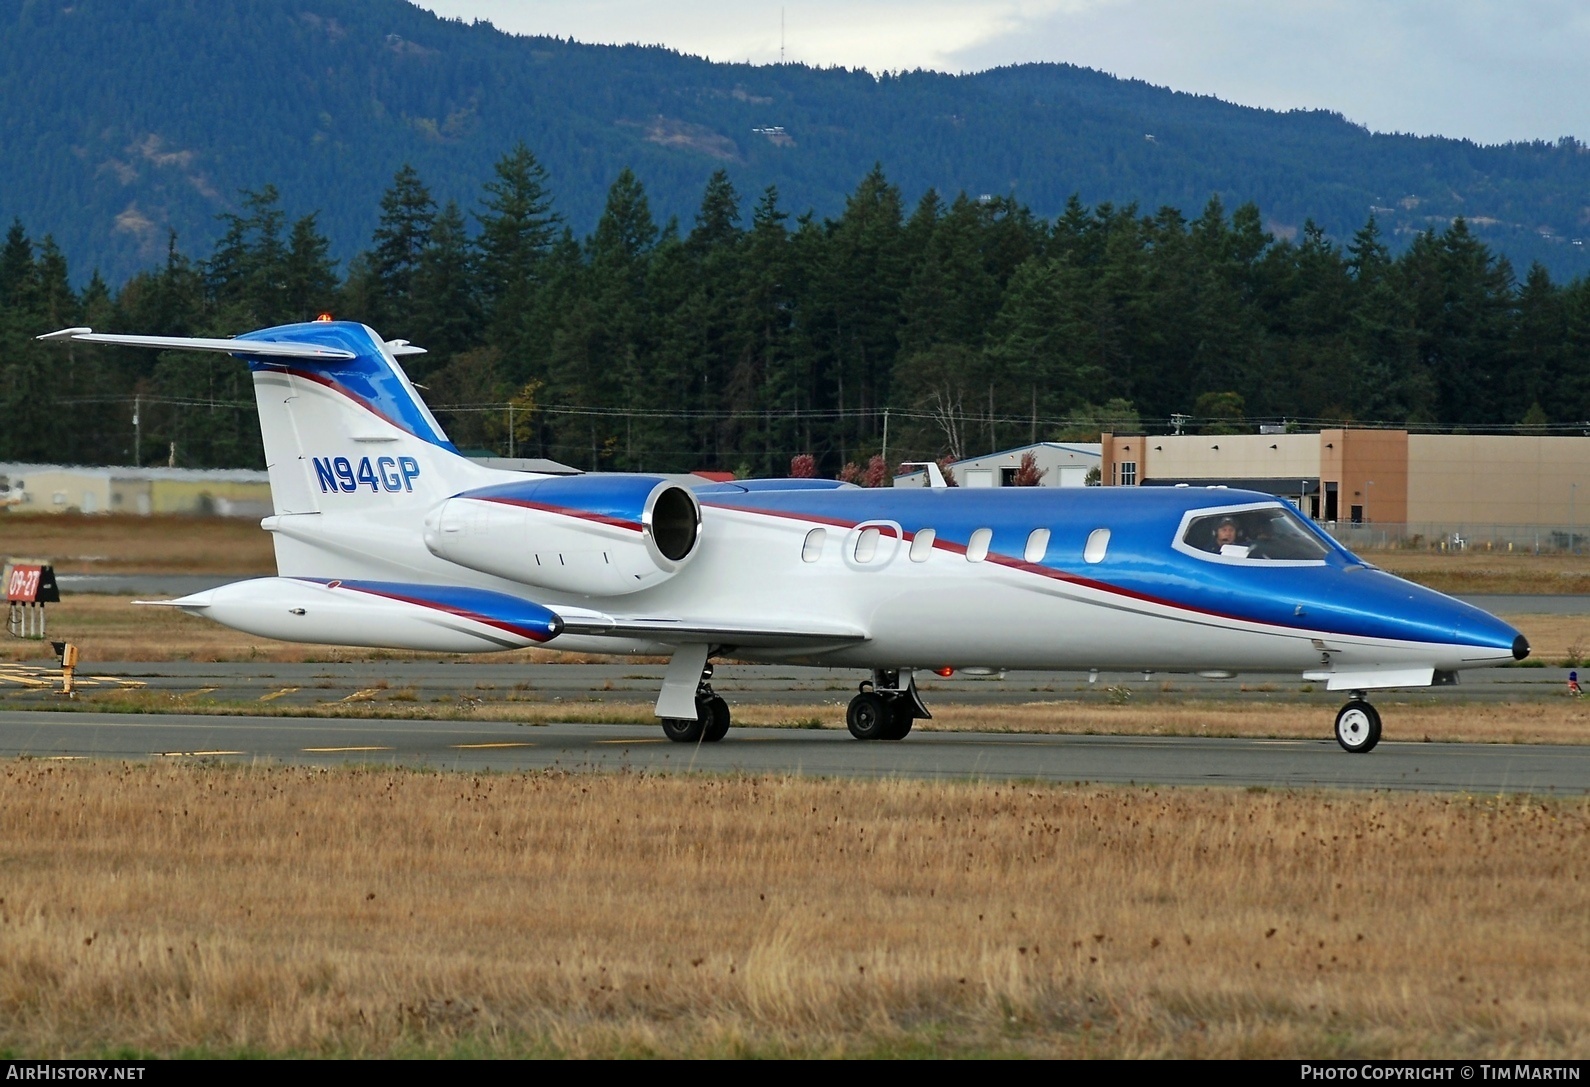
[282,213,338,324]
[476,142,560,340]
[410,200,479,364]
[369,165,436,331]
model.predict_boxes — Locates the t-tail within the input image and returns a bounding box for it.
[38,321,501,515]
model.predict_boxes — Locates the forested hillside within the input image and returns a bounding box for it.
[1,153,1585,476]
[2,0,1589,284]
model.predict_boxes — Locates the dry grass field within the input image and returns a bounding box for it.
[0,514,275,575]
[1369,549,1590,595]
[0,763,1583,1058]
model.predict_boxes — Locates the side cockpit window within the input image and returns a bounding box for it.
[1181,506,1329,563]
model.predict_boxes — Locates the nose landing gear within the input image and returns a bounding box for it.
[847,669,929,741]
[1334,694,1382,753]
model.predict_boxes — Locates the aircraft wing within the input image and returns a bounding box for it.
[38,327,357,360]
[553,606,868,648]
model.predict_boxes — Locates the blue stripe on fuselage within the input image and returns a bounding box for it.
[698,484,1520,653]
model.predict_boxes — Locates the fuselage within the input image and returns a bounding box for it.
[274,475,1525,680]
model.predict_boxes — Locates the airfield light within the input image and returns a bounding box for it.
[935,666,954,677]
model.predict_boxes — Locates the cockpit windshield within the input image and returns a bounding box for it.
[1181,505,1331,562]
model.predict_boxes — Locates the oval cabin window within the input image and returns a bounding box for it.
[909,528,936,562]
[966,527,993,563]
[801,528,826,563]
[1084,528,1111,564]
[854,526,881,563]
[1024,528,1051,563]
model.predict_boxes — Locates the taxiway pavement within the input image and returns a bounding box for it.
[0,711,1583,794]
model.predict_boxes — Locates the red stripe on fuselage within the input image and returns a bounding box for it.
[700,499,1304,634]
[475,496,645,533]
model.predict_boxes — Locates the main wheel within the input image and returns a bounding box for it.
[880,699,914,741]
[702,694,731,742]
[1334,699,1382,753]
[661,712,705,743]
[847,691,890,740]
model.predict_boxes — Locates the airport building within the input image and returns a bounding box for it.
[0,464,273,517]
[1098,429,1590,548]
[896,442,1102,488]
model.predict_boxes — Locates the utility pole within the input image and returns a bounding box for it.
[881,408,889,475]
[133,395,141,468]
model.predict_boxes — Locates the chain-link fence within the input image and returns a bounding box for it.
[1322,522,1590,554]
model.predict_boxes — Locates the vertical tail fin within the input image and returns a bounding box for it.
[237,321,493,513]
[40,321,501,515]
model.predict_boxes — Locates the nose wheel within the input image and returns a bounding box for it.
[1334,697,1382,753]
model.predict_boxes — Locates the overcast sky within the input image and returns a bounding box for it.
[414,1,1585,145]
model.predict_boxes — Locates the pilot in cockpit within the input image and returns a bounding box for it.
[1212,517,1246,554]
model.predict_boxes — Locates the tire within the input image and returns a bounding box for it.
[846,691,890,740]
[661,713,705,743]
[879,699,914,741]
[1334,699,1382,753]
[702,694,730,742]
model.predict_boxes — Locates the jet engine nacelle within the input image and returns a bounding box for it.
[423,474,702,596]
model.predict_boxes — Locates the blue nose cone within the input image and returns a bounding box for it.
[1331,567,1525,660]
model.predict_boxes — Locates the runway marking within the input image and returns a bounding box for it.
[302,746,393,753]
[158,750,245,757]
[181,688,218,699]
[259,687,300,702]
[451,742,536,749]
[39,755,88,760]
[341,688,383,702]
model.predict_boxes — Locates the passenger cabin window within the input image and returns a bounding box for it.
[1084,528,1110,564]
[1182,507,1330,562]
[1024,528,1051,563]
[909,528,936,562]
[801,528,826,562]
[966,527,993,562]
[854,527,881,563]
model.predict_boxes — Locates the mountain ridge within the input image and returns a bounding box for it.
[2,0,1587,284]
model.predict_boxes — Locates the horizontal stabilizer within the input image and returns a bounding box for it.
[37,327,356,360]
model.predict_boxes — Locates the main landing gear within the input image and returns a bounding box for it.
[660,660,731,743]
[847,669,930,741]
[1334,693,1382,753]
